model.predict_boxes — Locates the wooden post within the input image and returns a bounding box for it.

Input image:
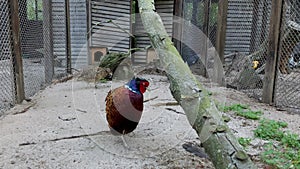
[86,0,92,65]
[262,0,284,104]
[215,0,228,64]
[43,0,54,83]
[214,0,228,85]
[9,0,25,103]
[35,0,39,20]
[202,0,211,78]
[130,0,137,64]
[65,0,72,74]
[172,0,183,54]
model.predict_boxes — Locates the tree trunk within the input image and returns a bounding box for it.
[137,0,257,168]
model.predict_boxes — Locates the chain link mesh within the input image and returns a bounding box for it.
[275,0,300,113]
[18,0,46,98]
[0,1,16,115]
[218,0,271,101]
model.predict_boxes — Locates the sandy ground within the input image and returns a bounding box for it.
[0,73,299,168]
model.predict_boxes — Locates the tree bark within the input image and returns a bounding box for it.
[137,0,257,168]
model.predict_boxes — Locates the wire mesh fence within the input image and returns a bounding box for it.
[18,0,46,98]
[180,0,300,113]
[0,1,16,115]
[221,0,300,113]
[224,0,272,100]
[275,0,300,113]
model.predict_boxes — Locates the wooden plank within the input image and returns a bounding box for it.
[216,0,228,64]
[215,0,228,85]
[201,0,210,78]
[87,0,92,64]
[9,0,25,103]
[65,0,72,73]
[262,0,284,104]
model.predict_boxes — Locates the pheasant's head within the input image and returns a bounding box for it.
[126,77,149,94]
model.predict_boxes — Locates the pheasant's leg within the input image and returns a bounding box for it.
[121,130,129,148]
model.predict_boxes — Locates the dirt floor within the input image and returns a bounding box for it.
[0,73,299,168]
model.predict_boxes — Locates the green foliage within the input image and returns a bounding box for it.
[27,0,43,20]
[98,52,129,73]
[238,137,251,147]
[219,103,262,120]
[261,143,300,169]
[281,132,300,148]
[235,110,262,120]
[99,79,108,83]
[254,119,300,168]
[254,119,287,140]
[218,103,300,168]
[220,103,249,112]
[209,3,218,26]
[183,2,218,27]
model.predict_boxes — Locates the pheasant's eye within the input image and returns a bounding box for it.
[142,81,149,87]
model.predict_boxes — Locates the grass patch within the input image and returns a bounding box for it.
[254,119,300,168]
[219,103,263,120]
[217,103,300,168]
[254,119,287,141]
[238,137,251,147]
[262,143,300,169]
[235,110,262,120]
[99,79,108,83]
[219,103,249,112]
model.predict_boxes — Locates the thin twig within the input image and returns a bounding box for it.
[87,19,135,38]
[19,131,111,146]
[52,75,73,84]
[108,20,135,37]
[151,102,179,107]
[144,96,158,103]
[165,108,185,115]
[13,102,37,115]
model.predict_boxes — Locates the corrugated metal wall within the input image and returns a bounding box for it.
[89,0,131,53]
[52,0,88,68]
[224,0,254,55]
[133,0,174,64]
[52,0,67,66]
[70,0,88,68]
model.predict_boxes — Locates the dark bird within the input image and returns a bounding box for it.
[105,77,150,138]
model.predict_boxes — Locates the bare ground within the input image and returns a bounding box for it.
[0,73,299,168]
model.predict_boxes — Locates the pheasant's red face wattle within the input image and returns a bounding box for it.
[139,81,149,94]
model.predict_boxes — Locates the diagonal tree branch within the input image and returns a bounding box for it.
[137,0,257,168]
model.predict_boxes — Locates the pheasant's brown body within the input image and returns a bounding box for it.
[105,86,144,135]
